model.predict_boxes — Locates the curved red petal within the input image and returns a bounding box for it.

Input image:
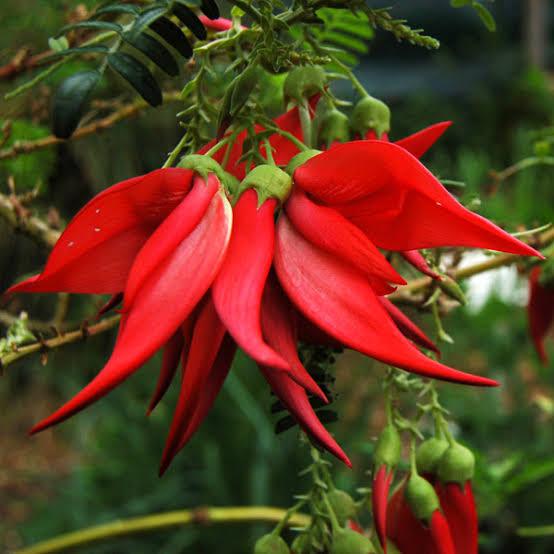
[147,329,185,415]
[213,189,289,370]
[159,297,228,474]
[261,274,327,401]
[9,169,193,295]
[124,174,219,309]
[30,192,232,434]
[394,122,452,158]
[401,250,441,280]
[373,465,394,553]
[198,15,245,31]
[429,510,457,554]
[436,481,478,554]
[285,189,405,285]
[274,214,497,387]
[528,266,554,364]
[379,297,440,355]
[259,365,351,467]
[296,141,540,257]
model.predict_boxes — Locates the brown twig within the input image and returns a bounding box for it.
[0,91,181,161]
[0,49,56,80]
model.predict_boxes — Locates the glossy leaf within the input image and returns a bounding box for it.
[125,31,179,76]
[150,16,193,58]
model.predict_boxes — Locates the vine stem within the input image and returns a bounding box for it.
[15,506,311,554]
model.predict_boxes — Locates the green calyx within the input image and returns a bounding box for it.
[416,437,449,475]
[254,533,289,554]
[290,534,309,554]
[317,109,350,148]
[437,442,475,485]
[375,425,402,469]
[284,65,326,103]
[330,529,375,554]
[286,149,321,175]
[238,164,292,205]
[177,154,238,194]
[350,95,391,139]
[327,489,357,526]
[405,474,440,522]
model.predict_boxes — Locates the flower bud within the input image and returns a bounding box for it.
[350,96,390,139]
[437,442,475,485]
[330,529,375,554]
[284,65,326,103]
[286,149,321,175]
[254,533,290,554]
[375,424,401,469]
[317,109,350,148]
[327,489,357,526]
[405,473,440,521]
[290,534,308,554]
[416,437,449,475]
[239,165,292,204]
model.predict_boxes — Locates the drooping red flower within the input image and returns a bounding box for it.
[527,266,554,364]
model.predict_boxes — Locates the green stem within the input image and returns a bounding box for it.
[162,131,191,168]
[16,507,311,554]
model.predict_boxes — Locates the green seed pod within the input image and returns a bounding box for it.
[350,96,390,139]
[254,533,290,554]
[416,437,449,475]
[437,442,475,485]
[405,473,440,521]
[284,65,326,103]
[317,109,350,148]
[238,164,292,204]
[286,149,321,175]
[375,424,402,469]
[330,529,376,554]
[327,489,357,526]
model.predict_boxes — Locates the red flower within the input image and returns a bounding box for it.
[528,266,554,364]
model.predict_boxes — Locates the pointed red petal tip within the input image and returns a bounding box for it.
[261,274,328,402]
[401,250,441,280]
[95,292,124,319]
[213,189,290,371]
[285,189,405,285]
[528,266,554,365]
[10,169,194,296]
[379,297,440,355]
[275,215,497,388]
[31,188,233,435]
[147,329,185,415]
[260,366,351,467]
[394,121,452,158]
[373,465,393,553]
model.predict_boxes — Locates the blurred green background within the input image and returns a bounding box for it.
[0,1,553,553]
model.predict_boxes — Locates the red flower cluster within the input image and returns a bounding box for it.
[9,100,539,472]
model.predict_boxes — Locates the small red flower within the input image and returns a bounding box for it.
[528,266,554,364]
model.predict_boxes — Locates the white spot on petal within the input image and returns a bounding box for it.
[67,241,75,247]
[94,227,101,232]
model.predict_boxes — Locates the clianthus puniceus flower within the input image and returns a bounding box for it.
[8,95,540,472]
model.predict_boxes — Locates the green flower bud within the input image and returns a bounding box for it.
[327,489,357,526]
[437,442,475,485]
[284,65,326,103]
[405,474,440,521]
[330,529,375,554]
[416,437,449,475]
[317,109,350,148]
[290,534,309,554]
[286,149,321,175]
[239,164,292,204]
[254,533,290,554]
[350,96,390,139]
[375,425,401,469]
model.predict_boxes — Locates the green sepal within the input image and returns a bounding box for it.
[177,154,238,194]
[238,164,292,205]
[405,473,440,522]
[317,109,350,148]
[437,442,475,485]
[286,149,321,175]
[254,533,289,554]
[327,489,357,526]
[330,529,375,554]
[350,95,390,138]
[374,425,401,470]
[290,534,309,554]
[284,65,326,103]
[416,437,449,475]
